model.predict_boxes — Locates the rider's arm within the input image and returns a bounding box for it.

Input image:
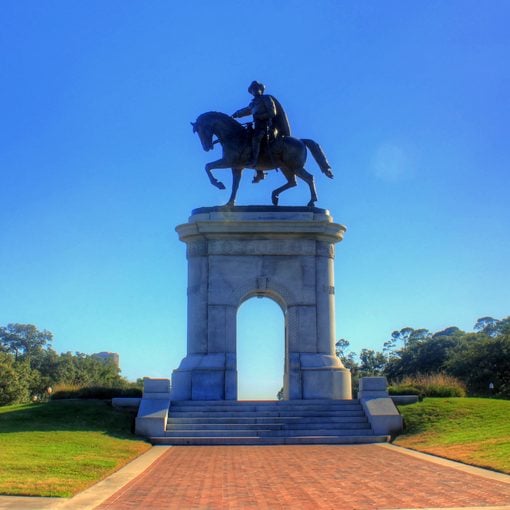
[232,106,252,118]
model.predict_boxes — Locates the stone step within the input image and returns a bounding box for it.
[170,399,360,406]
[164,428,373,438]
[166,419,369,430]
[169,407,363,418]
[155,399,389,446]
[169,405,363,413]
[151,435,391,446]
[170,401,361,411]
[170,404,361,413]
[167,415,366,424]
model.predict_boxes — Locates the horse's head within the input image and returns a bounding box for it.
[191,115,215,152]
[192,111,246,152]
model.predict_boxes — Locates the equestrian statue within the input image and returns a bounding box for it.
[191,81,334,207]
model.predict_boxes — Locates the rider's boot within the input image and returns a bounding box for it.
[248,136,262,168]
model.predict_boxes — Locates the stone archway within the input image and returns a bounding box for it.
[171,206,351,401]
[236,295,285,400]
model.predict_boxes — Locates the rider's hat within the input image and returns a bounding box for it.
[248,81,265,94]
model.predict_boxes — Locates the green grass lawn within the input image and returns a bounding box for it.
[0,400,151,497]
[395,397,510,474]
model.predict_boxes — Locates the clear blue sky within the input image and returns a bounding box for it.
[1,1,509,398]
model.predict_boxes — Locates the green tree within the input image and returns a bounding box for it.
[446,332,510,396]
[0,353,32,405]
[54,352,123,387]
[474,316,499,337]
[358,349,386,376]
[474,316,510,337]
[381,317,510,397]
[0,322,132,405]
[385,326,463,381]
[383,327,431,364]
[0,324,53,361]
[498,317,510,335]
[385,337,459,380]
[391,327,430,349]
[30,347,60,386]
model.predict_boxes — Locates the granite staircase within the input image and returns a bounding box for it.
[150,399,390,445]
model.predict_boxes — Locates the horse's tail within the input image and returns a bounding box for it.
[301,139,334,178]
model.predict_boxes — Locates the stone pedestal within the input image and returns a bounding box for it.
[172,206,351,400]
[358,377,404,437]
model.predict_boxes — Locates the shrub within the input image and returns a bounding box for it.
[51,383,142,400]
[388,384,421,396]
[391,373,466,398]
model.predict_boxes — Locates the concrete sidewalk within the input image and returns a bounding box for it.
[1,444,510,509]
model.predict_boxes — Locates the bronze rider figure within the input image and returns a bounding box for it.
[232,81,291,183]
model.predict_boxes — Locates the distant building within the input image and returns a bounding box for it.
[93,351,120,368]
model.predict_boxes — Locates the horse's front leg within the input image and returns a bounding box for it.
[205,159,229,190]
[225,169,242,207]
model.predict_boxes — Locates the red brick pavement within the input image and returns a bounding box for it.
[96,445,510,509]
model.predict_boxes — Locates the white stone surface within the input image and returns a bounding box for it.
[172,207,350,400]
[358,376,403,436]
[135,377,171,436]
[143,377,171,395]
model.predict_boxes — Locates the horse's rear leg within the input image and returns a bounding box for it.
[295,167,318,207]
[271,169,297,206]
[225,169,242,207]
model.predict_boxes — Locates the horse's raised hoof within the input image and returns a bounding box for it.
[325,168,334,179]
[214,181,226,190]
[272,194,279,206]
[252,171,265,184]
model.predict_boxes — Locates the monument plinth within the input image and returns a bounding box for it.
[171,206,352,401]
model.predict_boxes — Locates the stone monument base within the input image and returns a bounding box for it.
[172,206,351,401]
[170,353,237,401]
[293,354,351,400]
[170,352,351,401]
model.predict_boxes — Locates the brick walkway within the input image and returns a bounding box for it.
[97,445,510,509]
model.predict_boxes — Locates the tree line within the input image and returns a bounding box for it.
[0,323,131,405]
[3,316,509,405]
[336,316,510,397]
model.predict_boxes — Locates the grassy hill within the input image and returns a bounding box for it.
[0,400,150,497]
[396,398,510,474]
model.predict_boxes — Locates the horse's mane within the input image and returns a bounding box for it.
[197,111,232,121]
[196,111,245,133]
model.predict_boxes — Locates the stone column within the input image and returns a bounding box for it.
[186,240,208,354]
[316,242,336,355]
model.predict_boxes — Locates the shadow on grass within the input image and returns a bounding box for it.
[0,400,140,440]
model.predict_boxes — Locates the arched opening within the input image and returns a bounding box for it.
[236,296,285,400]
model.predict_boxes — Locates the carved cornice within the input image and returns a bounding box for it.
[176,216,346,245]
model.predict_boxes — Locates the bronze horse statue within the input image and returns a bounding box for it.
[192,111,334,207]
